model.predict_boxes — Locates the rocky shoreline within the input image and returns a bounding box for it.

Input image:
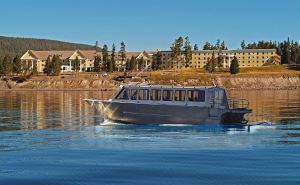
[0,74,299,91]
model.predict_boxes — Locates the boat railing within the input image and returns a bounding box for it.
[228,98,249,109]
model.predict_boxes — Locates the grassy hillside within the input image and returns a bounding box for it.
[0,36,97,56]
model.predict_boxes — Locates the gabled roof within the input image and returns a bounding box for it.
[21,50,143,61]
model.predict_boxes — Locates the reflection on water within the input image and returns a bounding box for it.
[0,90,300,185]
[0,90,298,131]
[0,91,111,131]
[228,90,300,123]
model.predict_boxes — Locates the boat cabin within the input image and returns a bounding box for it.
[111,85,229,109]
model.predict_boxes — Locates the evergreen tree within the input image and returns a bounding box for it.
[111,43,116,71]
[241,40,246,49]
[203,42,211,50]
[108,60,113,72]
[156,50,162,70]
[52,55,62,76]
[119,41,126,63]
[296,48,300,64]
[13,55,22,74]
[129,56,136,71]
[152,57,157,71]
[217,49,223,69]
[183,36,193,68]
[94,56,101,72]
[125,58,131,71]
[170,36,183,68]
[95,41,99,53]
[102,44,109,71]
[137,57,144,71]
[211,52,217,72]
[74,56,80,72]
[44,55,52,75]
[221,41,226,50]
[230,56,239,74]
[205,57,213,73]
[32,61,38,74]
[216,39,221,49]
[1,55,12,76]
[194,44,199,51]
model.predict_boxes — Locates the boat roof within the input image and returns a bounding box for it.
[121,84,224,90]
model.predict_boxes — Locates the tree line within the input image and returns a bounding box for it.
[240,38,300,64]
[0,36,97,55]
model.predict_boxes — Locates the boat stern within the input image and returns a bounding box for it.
[221,108,252,124]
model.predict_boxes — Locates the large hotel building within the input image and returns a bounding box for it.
[20,49,280,72]
[160,49,281,69]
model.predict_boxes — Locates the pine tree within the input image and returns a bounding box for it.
[102,44,109,71]
[194,44,198,51]
[221,41,226,50]
[151,55,158,71]
[241,40,246,49]
[111,43,116,71]
[129,56,136,71]
[156,50,162,70]
[2,55,12,76]
[205,57,213,73]
[108,60,113,72]
[211,52,217,72]
[95,41,99,53]
[217,49,223,69]
[52,55,62,76]
[94,56,101,72]
[170,36,183,68]
[183,36,192,68]
[13,55,22,74]
[203,42,211,50]
[44,55,52,75]
[125,58,131,71]
[74,56,80,72]
[230,56,239,74]
[119,41,126,63]
[216,39,221,49]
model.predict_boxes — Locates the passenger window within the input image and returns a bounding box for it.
[150,89,161,101]
[116,89,129,100]
[187,90,205,102]
[138,89,149,100]
[162,90,173,101]
[129,89,138,100]
[174,90,186,101]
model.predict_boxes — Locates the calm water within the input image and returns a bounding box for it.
[0,90,299,185]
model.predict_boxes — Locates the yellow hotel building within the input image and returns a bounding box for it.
[160,49,281,69]
[20,49,281,73]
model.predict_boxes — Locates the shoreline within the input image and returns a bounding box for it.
[1,71,299,91]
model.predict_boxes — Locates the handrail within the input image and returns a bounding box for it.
[228,98,249,109]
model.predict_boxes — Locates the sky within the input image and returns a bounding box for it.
[0,0,299,51]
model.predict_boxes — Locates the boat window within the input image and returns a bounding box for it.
[187,90,205,102]
[174,90,186,101]
[139,89,149,100]
[115,88,129,100]
[129,89,138,100]
[162,90,173,101]
[150,89,161,101]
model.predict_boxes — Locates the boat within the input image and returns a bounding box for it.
[84,84,252,124]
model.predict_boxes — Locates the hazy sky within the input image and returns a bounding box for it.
[0,0,299,51]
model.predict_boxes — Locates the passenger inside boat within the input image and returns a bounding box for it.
[115,87,207,103]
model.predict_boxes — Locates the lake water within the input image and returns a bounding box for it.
[0,90,299,185]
